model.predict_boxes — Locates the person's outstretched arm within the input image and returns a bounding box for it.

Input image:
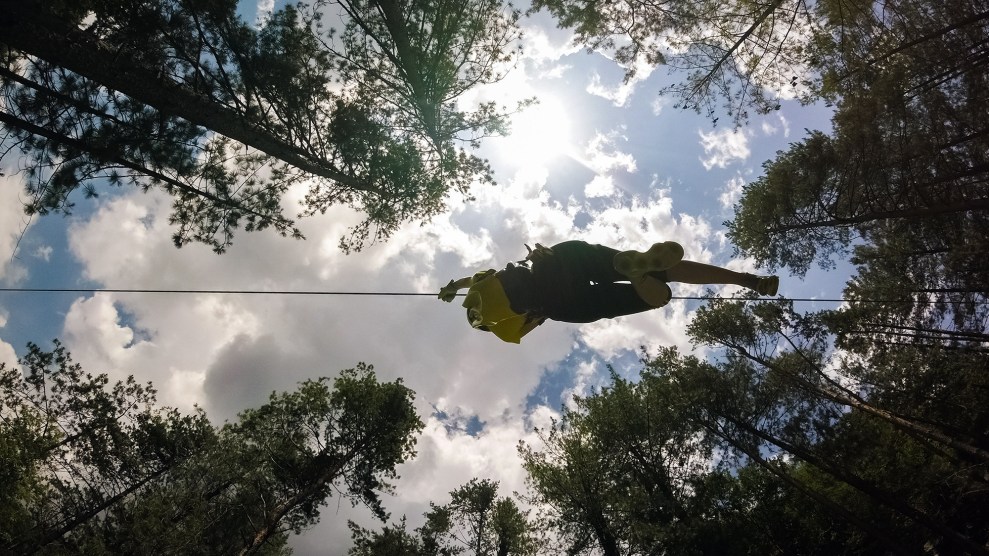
[438,276,474,302]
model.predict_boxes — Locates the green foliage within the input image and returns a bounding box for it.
[324,0,525,148]
[349,478,537,556]
[349,517,433,556]
[727,0,989,275]
[518,293,989,554]
[0,340,218,553]
[725,132,852,275]
[0,342,423,554]
[1,0,522,252]
[530,0,816,124]
[520,362,724,556]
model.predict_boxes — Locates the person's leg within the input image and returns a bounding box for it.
[548,282,658,323]
[613,241,684,279]
[666,261,778,295]
[539,241,673,320]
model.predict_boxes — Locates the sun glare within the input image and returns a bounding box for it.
[499,95,573,168]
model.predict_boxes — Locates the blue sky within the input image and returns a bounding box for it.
[0,1,843,551]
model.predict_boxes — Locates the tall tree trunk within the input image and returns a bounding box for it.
[721,414,989,556]
[0,0,383,195]
[238,452,348,556]
[12,466,170,555]
[737,344,989,464]
[705,422,913,556]
[768,197,989,233]
[0,108,292,230]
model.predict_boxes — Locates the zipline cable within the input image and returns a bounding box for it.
[1,287,987,304]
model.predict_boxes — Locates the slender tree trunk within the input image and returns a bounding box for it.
[591,522,621,556]
[739,344,989,464]
[238,452,348,556]
[0,108,292,230]
[705,423,913,556]
[13,466,170,555]
[721,415,989,556]
[0,0,383,196]
[768,197,989,233]
[375,0,439,140]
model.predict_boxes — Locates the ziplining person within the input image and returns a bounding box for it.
[438,240,779,343]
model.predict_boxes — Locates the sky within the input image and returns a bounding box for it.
[0,1,843,552]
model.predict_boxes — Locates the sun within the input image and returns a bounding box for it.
[497,94,574,168]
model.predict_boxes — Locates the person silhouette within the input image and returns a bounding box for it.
[438,240,779,343]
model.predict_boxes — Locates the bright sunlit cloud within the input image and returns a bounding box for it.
[496,94,574,169]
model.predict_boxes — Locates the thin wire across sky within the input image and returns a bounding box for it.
[3,287,985,304]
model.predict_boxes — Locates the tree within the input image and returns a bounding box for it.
[684,298,989,554]
[317,0,524,150]
[518,339,989,554]
[349,478,537,556]
[516,287,989,554]
[520,415,627,556]
[727,0,989,273]
[349,517,434,556]
[520,366,727,556]
[0,0,522,252]
[529,0,817,124]
[0,341,218,553]
[533,0,989,126]
[0,342,424,554]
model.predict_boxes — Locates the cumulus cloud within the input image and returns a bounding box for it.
[0,173,31,284]
[254,0,274,26]
[584,175,616,198]
[585,55,656,107]
[698,128,751,169]
[760,113,791,137]
[55,141,747,546]
[518,23,581,74]
[0,308,15,366]
[583,131,637,175]
[719,174,746,210]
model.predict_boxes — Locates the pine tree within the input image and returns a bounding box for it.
[0,0,522,252]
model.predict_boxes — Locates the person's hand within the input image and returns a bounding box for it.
[525,243,553,264]
[438,280,459,302]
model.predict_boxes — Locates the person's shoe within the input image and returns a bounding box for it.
[632,276,672,307]
[755,276,779,296]
[614,241,684,279]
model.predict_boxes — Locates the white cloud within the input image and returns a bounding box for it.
[719,174,746,209]
[60,181,579,422]
[254,0,274,27]
[698,128,751,169]
[560,359,601,409]
[0,172,31,284]
[778,113,791,137]
[519,24,581,71]
[584,131,637,175]
[651,96,670,116]
[585,53,656,107]
[760,113,791,138]
[584,175,616,198]
[32,245,52,262]
[0,337,15,368]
